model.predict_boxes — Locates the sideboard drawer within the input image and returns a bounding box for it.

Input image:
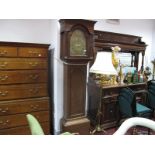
[0,97,49,116]
[0,111,49,129]
[0,70,47,84]
[18,47,48,58]
[0,58,47,70]
[102,88,119,97]
[0,46,17,57]
[0,84,48,101]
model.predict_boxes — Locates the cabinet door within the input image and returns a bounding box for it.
[101,98,117,123]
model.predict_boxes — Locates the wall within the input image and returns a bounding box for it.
[151,20,155,59]
[0,19,51,43]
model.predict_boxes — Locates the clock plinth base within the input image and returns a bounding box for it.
[62,117,90,135]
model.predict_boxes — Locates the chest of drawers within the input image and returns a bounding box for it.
[0,42,51,134]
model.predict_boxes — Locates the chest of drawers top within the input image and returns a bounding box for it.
[0,41,50,58]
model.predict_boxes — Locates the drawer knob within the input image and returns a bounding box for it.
[0,119,10,126]
[30,104,39,109]
[0,91,8,96]
[0,107,9,113]
[28,51,42,57]
[29,74,39,80]
[0,50,7,56]
[0,62,8,68]
[29,62,39,67]
[29,88,39,94]
[0,75,8,81]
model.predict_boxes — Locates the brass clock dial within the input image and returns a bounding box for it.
[70,29,87,56]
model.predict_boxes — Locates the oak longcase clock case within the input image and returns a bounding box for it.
[59,19,96,134]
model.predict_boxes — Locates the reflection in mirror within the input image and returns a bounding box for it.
[118,53,132,67]
[138,53,142,71]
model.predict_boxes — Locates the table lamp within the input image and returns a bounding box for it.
[90,52,117,85]
[89,52,117,134]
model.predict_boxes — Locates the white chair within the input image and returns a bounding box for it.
[113,117,155,135]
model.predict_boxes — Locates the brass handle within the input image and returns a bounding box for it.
[0,119,10,125]
[0,107,9,113]
[29,74,39,80]
[29,62,39,67]
[0,62,8,68]
[30,104,39,109]
[0,91,8,96]
[0,50,7,56]
[0,75,8,81]
[29,88,39,94]
[28,51,42,57]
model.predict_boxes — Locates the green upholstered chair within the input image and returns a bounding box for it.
[117,87,153,134]
[26,114,73,135]
[147,80,155,111]
[26,114,45,135]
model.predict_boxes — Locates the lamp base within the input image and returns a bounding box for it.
[90,124,107,135]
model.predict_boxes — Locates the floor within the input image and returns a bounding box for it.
[91,126,155,135]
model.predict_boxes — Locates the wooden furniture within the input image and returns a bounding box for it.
[88,30,148,130]
[88,80,147,129]
[59,19,96,134]
[0,42,52,135]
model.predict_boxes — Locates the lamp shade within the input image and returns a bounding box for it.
[90,52,117,75]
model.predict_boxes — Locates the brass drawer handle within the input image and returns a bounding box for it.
[0,62,8,68]
[29,88,39,94]
[30,104,39,109]
[0,91,8,96]
[0,75,8,81]
[28,51,42,57]
[0,119,10,125]
[29,74,39,80]
[0,50,7,56]
[29,62,39,67]
[0,107,9,113]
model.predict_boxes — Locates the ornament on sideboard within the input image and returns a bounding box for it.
[111,46,121,70]
[151,59,155,80]
[144,66,151,80]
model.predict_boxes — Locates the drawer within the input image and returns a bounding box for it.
[0,122,50,135]
[0,58,47,70]
[18,47,48,58]
[0,110,49,129]
[102,88,119,97]
[0,83,48,101]
[0,70,47,84]
[0,97,49,116]
[0,46,17,57]
[129,83,146,91]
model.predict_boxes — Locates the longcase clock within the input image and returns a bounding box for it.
[59,19,96,134]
